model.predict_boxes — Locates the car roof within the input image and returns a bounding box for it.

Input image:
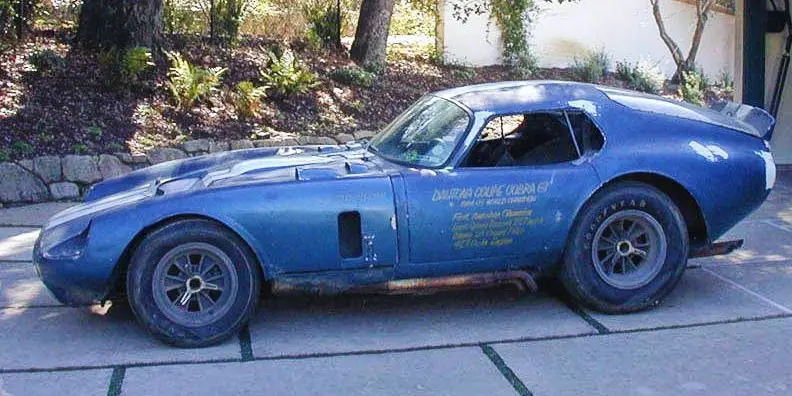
[432,81,610,114]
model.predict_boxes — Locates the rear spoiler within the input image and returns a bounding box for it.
[710,102,777,141]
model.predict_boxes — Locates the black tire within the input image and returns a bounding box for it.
[559,181,688,313]
[127,218,261,347]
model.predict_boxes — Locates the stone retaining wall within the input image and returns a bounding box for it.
[0,132,373,207]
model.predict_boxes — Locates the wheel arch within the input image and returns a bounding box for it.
[595,172,709,248]
[108,213,268,299]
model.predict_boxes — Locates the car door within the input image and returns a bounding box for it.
[399,110,602,276]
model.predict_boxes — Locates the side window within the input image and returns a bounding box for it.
[464,112,579,168]
[567,111,604,155]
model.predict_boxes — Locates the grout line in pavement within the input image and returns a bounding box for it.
[480,345,533,396]
[0,259,34,264]
[4,313,791,375]
[106,367,125,396]
[702,267,792,314]
[552,290,611,334]
[568,305,611,334]
[0,225,42,229]
[239,325,254,361]
[760,219,792,233]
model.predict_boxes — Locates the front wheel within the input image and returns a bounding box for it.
[559,181,688,313]
[127,219,261,347]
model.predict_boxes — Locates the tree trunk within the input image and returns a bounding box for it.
[77,0,163,49]
[350,0,396,70]
[649,0,714,81]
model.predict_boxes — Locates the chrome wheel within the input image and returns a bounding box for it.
[152,242,239,327]
[591,210,667,290]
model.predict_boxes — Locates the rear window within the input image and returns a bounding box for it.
[599,87,756,136]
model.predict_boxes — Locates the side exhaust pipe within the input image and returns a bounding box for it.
[689,239,744,258]
[353,271,539,295]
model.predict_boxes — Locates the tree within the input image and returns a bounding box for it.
[77,0,164,49]
[649,0,717,81]
[350,0,397,70]
[351,0,575,72]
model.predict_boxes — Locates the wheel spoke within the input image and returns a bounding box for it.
[632,248,647,258]
[165,273,186,283]
[201,260,217,277]
[601,252,615,273]
[597,243,614,251]
[165,282,185,292]
[203,281,222,291]
[173,255,191,276]
[607,224,621,239]
[199,291,215,308]
[204,273,224,283]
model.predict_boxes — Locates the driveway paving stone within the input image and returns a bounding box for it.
[706,260,792,310]
[691,220,792,266]
[0,305,240,371]
[0,202,76,227]
[587,268,787,331]
[250,289,595,358]
[0,369,110,396]
[0,263,61,308]
[123,347,515,396]
[0,228,39,262]
[494,317,792,396]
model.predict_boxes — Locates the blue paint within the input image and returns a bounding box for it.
[33,81,775,305]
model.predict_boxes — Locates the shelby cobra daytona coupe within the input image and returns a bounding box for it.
[35,81,776,346]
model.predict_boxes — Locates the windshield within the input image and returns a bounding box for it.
[368,96,471,167]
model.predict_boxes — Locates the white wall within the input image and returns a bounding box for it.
[441,0,736,79]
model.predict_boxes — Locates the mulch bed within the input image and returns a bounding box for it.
[0,29,729,161]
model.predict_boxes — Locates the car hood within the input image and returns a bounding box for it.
[84,145,383,202]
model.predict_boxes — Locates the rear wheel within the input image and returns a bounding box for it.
[559,181,688,313]
[127,219,261,347]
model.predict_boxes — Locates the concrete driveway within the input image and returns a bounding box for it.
[1,171,792,396]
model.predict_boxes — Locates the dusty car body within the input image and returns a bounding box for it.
[34,81,776,346]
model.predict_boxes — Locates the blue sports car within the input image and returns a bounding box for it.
[34,81,776,346]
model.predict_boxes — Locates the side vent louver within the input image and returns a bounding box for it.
[338,211,362,258]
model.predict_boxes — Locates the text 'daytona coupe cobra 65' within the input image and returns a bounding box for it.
[35,81,777,346]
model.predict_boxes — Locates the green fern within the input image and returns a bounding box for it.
[232,81,268,118]
[165,51,226,110]
[122,47,154,80]
[260,48,319,96]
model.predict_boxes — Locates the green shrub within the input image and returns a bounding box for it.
[450,66,477,80]
[98,46,154,89]
[260,47,319,96]
[389,0,435,36]
[72,143,87,154]
[303,0,341,48]
[0,149,10,162]
[680,71,704,106]
[165,51,226,110]
[329,66,376,88]
[11,140,33,155]
[210,0,246,44]
[614,61,665,94]
[232,81,268,118]
[572,49,610,83]
[28,49,65,74]
[121,47,154,81]
[716,70,734,93]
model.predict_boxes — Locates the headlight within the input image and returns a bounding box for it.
[40,218,91,259]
